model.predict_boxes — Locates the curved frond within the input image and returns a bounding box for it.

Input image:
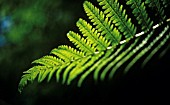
[18,0,170,93]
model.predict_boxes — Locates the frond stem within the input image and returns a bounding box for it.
[95,18,170,53]
[120,18,170,44]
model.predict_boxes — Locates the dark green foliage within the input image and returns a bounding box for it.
[126,0,153,31]
[161,0,169,8]
[18,0,170,93]
[145,0,166,21]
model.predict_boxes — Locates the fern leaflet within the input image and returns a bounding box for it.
[127,0,153,31]
[97,0,137,39]
[84,1,121,46]
[67,31,96,55]
[77,18,110,51]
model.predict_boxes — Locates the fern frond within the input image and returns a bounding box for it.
[51,45,85,61]
[18,0,170,93]
[126,0,153,31]
[83,1,121,46]
[32,55,63,67]
[67,31,96,55]
[97,0,137,39]
[77,18,110,51]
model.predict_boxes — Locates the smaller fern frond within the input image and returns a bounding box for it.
[83,1,121,46]
[97,0,137,39]
[50,48,70,62]
[126,0,153,31]
[51,45,84,61]
[77,18,110,51]
[32,55,63,67]
[67,31,96,55]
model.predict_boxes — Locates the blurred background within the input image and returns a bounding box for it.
[0,0,86,105]
[0,0,169,105]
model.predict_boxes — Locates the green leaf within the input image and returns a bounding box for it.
[83,1,121,46]
[77,18,110,51]
[97,0,137,39]
[67,31,96,55]
[127,0,153,31]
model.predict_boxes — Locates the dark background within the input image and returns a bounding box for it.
[0,0,169,105]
